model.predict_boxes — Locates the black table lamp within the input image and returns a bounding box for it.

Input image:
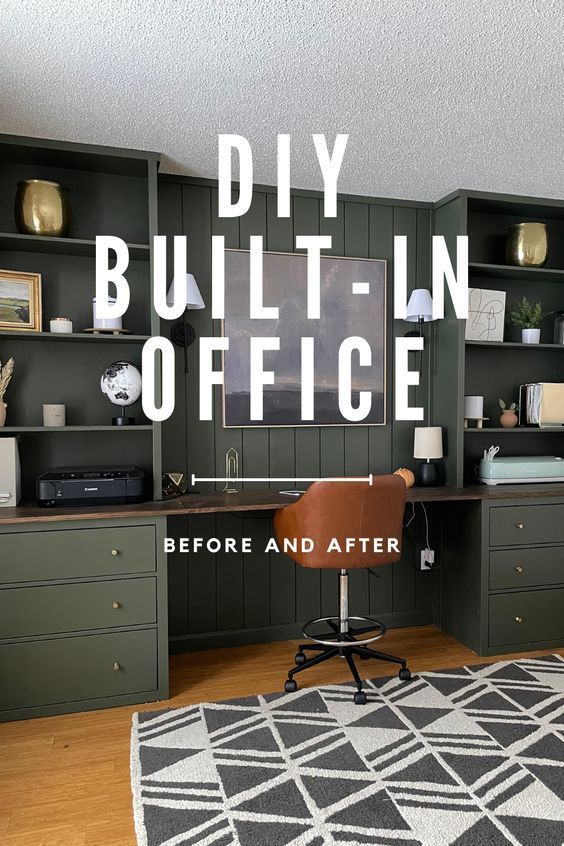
[414,426,443,486]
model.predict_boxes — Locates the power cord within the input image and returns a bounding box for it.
[368,501,433,578]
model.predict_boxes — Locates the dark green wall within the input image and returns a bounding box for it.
[158,176,439,652]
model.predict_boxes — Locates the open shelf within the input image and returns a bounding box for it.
[469,262,564,282]
[0,425,153,433]
[0,134,159,176]
[0,232,150,259]
[0,331,150,343]
[466,340,564,351]
[465,427,564,434]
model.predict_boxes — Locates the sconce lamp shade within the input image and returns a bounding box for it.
[166,273,205,310]
[405,288,434,322]
[414,426,443,460]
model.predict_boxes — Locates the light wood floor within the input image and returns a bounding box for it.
[1,625,563,846]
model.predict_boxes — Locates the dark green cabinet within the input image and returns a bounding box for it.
[489,546,564,590]
[1,525,157,583]
[490,504,564,547]
[0,577,157,638]
[0,517,168,721]
[442,495,564,655]
[0,629,158,712]
[489,589,564,648]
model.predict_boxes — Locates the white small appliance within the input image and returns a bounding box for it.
[92,296,122,331]
[0,437,21,507]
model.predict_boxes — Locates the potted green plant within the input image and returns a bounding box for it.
[509,297,551,344]
[499,398,519,428]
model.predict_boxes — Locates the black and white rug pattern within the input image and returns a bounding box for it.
[131,655,564,846]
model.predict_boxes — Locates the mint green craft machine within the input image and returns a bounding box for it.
[479,455,564,485]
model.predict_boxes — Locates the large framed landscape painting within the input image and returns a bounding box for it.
[222,249,386,427]
[0,269,42,332]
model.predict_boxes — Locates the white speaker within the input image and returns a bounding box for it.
[0,437,21,507]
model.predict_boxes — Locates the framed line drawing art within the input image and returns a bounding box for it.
[465,287,506,342]
[222,249,386,427]
[0,269,42,332]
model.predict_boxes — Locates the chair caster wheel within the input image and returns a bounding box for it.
[284,679,298,693]
[353,690,367,705]
[399,667,412,681]
[294,651,306,665]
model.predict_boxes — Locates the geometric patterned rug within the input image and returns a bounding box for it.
[131,655,564,846]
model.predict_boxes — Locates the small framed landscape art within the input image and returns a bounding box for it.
[222,249,386,427]
[0,269,42,332]
[465,287,506,342]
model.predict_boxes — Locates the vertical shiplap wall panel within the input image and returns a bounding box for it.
[240,192,270,490]
[343,202,370,615]
[210,188,244,631]
[390,206,418,613]
[368,203,395,616]
[239,192,272,628]
[187,515,217,634]
[158,181,189,636]
[182,185,219,636]
[318,200,346,616]
[265,192,297,625]
[183,184,216,489]
[293,195,322,623]
[160,178,436,647]
[414,206,435,616]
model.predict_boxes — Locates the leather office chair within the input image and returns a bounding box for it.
[273,475,411,704]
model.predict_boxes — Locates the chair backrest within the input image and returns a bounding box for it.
[273,474,406,569]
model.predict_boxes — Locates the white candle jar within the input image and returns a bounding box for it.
[50,317,73,334]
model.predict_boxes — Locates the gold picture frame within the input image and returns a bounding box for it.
[0,269,42,332]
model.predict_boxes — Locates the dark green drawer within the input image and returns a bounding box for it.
[0,628,157,712]
[1,525,156,584]
[490,547,564,590]
[0,577,156,639]
[490,504,564,547]
[489,588,564,647]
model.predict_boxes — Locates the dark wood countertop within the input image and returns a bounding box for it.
[2,483,564,525]
[0,489,296,525]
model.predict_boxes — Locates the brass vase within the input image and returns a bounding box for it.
[506,222,548,267]
[15,179,69,237]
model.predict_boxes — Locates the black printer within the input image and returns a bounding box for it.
[36,466,146,506]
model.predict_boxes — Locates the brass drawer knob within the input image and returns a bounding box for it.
[515,523,524,529]
[514,565,524,574]
[113,661,121,671]
[112,601,121,609]
[111,549,119,556]
[515,616,523,624]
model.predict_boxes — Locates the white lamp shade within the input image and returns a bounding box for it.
[405,288,434,322]
[414,426,443,460]
[166,273,205,310]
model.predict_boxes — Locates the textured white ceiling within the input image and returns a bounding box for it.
[1,0,563,201]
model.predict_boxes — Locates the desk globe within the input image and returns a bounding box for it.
[100,361,142,425]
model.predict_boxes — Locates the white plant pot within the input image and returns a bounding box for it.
[522,328,541,344]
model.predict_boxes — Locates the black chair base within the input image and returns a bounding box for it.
[284,620,412,704]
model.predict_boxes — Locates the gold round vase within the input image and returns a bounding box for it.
[506,222,548,267]
[15,179,69,237]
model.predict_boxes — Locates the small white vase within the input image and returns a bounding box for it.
[522,328,541,344]
[0,402,6,427]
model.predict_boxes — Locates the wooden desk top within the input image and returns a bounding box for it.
[1,483,564,525]
[0,489,294,525]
